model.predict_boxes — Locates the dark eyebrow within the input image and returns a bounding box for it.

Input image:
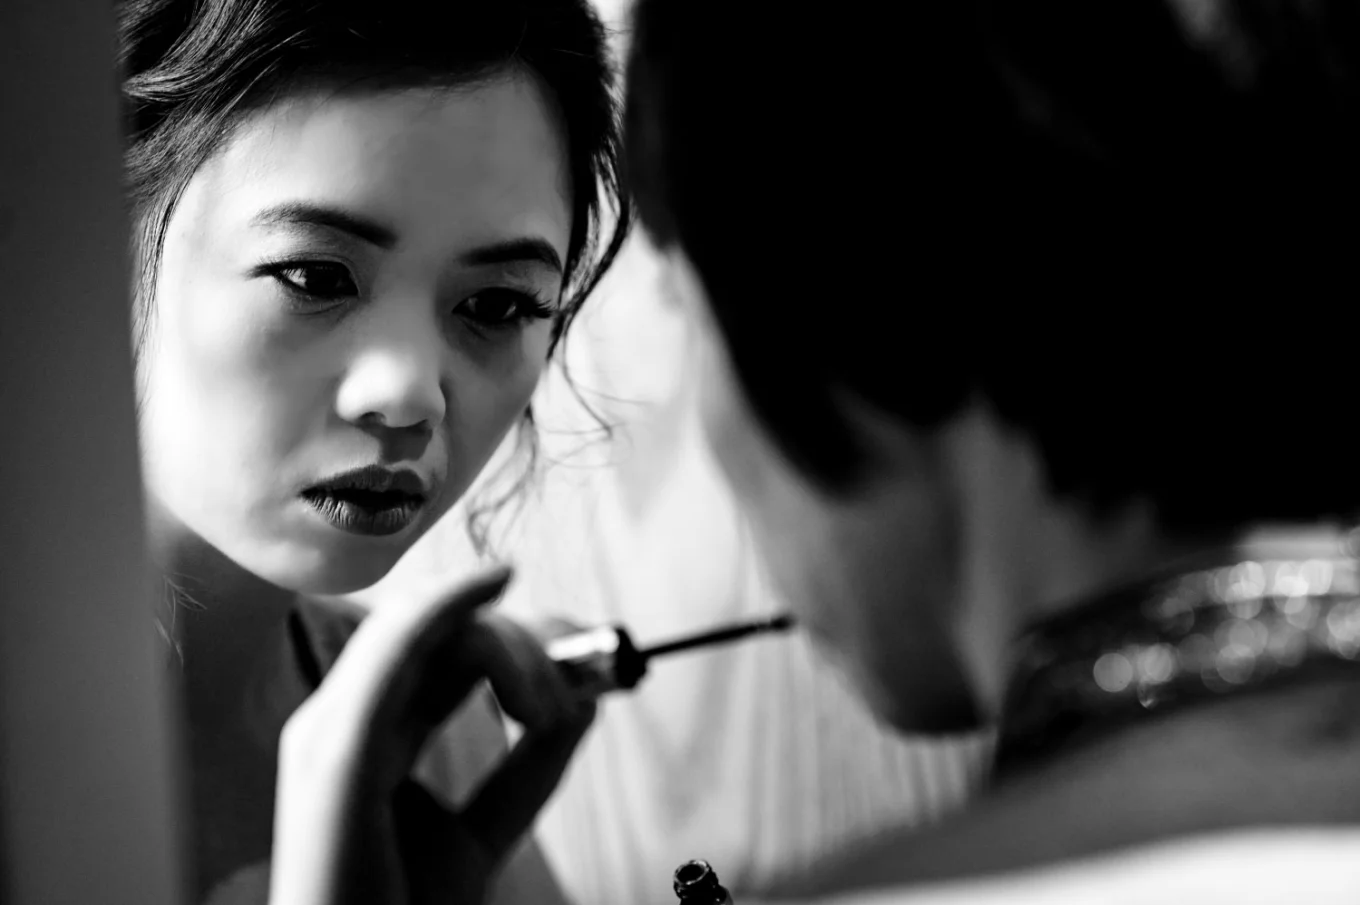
[252,203,563,276]
[459,238,563,277]
[251,203,397,248]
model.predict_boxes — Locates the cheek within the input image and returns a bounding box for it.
[161,301,318,440]
[692,329,973,728]
[145,193,331,490]
[442,328,552,490]
[693,330,765,516]
[140,271,330,519]
[156,229,309,402]
[693,340,830,624]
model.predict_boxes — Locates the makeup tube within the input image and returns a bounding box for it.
[547,614,794,698]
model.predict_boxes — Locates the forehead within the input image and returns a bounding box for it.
[177,73,572,256]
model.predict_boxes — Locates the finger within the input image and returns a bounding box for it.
[379,614,564,768]
[515,612,589,645]
[460,701,597,862]
[310,565,513,768]
[362,609,589,780]
[391,780,493,905]
[468,612,585,726]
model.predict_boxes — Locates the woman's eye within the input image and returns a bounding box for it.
[270,262,358,300]
[457,288,554,327]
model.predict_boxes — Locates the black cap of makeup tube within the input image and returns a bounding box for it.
[673,859,733,904]
[546,625,648,699]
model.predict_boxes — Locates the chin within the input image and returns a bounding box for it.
[817,632,984,736]
[262,546,404,597]
[864,678,984,736]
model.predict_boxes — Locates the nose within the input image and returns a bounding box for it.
[334,318,446,434]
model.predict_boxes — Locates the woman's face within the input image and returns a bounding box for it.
[138,73,571,595]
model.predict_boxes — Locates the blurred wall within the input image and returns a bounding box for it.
[0,3,184,903]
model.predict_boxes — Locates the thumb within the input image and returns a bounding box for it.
[310,564,515,757]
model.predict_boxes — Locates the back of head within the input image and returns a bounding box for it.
[626,0,1360,539]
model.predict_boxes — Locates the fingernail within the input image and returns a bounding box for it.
[480,563,516,603]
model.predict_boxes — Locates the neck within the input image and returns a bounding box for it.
[940,404,1358,721]
[944,408,1200,718]
[995,519,1360,772]
[149,510,300,722]
[149,511,314,897]
[787,522,1360,894]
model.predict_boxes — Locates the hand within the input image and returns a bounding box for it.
[517,612,593,646]
[267,565,595,905]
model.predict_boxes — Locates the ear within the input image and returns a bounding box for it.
[822,383,954,492]
[660,243,949,501]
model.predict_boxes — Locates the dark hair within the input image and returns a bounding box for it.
[626,0,1360,538]
[119,0,630,552]
[120,0,628,358]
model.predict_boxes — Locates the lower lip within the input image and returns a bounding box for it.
[301,492,424,537]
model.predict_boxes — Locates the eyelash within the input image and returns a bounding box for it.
[457,287,558,330]
[257,260,357,305]
[256,260,557,328]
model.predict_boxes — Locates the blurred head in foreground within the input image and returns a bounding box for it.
[625,0,1360,731]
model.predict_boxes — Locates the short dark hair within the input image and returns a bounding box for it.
[626,0,1360,537]
[120,0,629,358]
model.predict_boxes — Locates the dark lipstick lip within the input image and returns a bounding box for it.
[299,465,432,538]
[304,465,429,500]
[301,492,423,537]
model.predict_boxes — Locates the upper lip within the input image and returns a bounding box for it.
[306,465,429,500]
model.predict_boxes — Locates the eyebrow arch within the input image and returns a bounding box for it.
[251,203,397,248]
[251,203,564,277]
[459,238,564,277]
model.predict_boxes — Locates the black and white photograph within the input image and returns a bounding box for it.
[3,1,1359,903]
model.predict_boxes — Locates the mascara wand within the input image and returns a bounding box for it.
[547,614,796,698]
